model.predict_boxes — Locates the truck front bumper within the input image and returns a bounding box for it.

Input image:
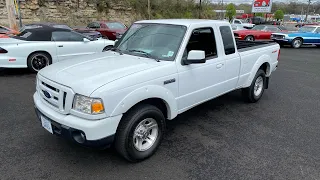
[33,92,122,148]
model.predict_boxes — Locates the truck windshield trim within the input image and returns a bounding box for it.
[115,23,187,61]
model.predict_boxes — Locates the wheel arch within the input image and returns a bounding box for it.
[243,55,271,88]
[110,85,178,120]
[27,51,53,64]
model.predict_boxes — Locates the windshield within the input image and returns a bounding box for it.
[116,23,187,61]
[299,26,316,32]
[106,22,126,30]
[252,25,266,30]
[239,19,247,23]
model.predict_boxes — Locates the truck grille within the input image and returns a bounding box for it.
[37,75,74,114]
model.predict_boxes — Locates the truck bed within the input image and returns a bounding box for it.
[236,40,277,52]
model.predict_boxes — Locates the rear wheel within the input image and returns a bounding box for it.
[114,104,166,162]
[245,35,255,41]
[27,52,52,73]
[291,38,303,48]
[316,45,320,48]
[242,69,266,103]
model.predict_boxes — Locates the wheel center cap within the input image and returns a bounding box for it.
[137,126,148,139]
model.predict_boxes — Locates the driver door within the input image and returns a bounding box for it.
[52,31,97,61]
[177,27,226,112]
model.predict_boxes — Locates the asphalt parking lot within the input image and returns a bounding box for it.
[0,46,320,180]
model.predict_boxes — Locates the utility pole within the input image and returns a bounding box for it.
[221,0,224,19]
[199,0,202,19]
[305,0,311,22]
[6,0,18,30]
[148,0,151,20]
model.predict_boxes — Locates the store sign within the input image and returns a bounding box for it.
[252,0,273,13]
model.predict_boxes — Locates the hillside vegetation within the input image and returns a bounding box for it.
[99,0,216,19]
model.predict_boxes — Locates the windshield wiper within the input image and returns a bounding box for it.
[128,49,160,62]
[108,47,123,55]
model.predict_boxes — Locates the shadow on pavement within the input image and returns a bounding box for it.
[0,68,35,77]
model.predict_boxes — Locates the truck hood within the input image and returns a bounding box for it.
[39,52,159,96]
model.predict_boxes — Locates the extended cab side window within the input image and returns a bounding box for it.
[219,26,236,55]
[184,27,217,60]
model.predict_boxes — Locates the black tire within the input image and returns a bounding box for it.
[242,69,266,103]
[245,35,255,41]
[27,52,52,73]
[316,45,320,48]
[114,104,166,162]
[291,38,303,48]
[103,45,113,52]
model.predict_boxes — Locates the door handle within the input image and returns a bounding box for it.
[216,63,224,69]
[58,45,63,47]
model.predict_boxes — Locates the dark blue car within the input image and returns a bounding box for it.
[271,26,320,48]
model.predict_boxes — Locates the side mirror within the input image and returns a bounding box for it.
[83,38,90,42]
[184,50,206,65]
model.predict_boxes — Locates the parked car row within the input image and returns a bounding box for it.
[233,24,320,48]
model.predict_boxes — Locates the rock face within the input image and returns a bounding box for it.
[0,0,139,26]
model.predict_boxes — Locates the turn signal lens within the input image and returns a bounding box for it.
[73,94,105,114]
[91,100,104,114]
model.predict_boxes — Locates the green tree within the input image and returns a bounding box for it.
[274,9,284,20]
[225,3,236,22]
[255,13,264,17]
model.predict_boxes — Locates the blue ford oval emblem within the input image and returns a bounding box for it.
[43,90,51,99]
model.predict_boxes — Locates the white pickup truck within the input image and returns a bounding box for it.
[231,19,255,29]
[34,19,279,162]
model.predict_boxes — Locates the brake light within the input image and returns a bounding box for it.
[277,49,280,61]
[0,47,8,54]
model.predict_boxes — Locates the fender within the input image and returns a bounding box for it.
[110,85,178,120]
[243,54,271,88]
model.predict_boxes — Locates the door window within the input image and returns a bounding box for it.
[52,31,85,41]
[316,28,320,33]
[184,28,217,60]
[219,26,236,55]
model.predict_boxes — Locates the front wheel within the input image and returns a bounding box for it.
[245,35,255,41]
[114,104,166,162]
[242,69,266,103]
[291,38,303,48]
[27,52,52,73]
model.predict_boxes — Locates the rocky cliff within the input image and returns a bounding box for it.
[0,0,140,26]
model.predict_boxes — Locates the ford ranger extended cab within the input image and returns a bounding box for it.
[34,19,280,162]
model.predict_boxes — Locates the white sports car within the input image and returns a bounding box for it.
[0,26,114,72]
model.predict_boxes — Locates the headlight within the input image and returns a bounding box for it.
[72,94,105,114]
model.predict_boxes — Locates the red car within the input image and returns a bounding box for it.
[234,25,287,41]
[0,25,19,38]
[86,21,127,40]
